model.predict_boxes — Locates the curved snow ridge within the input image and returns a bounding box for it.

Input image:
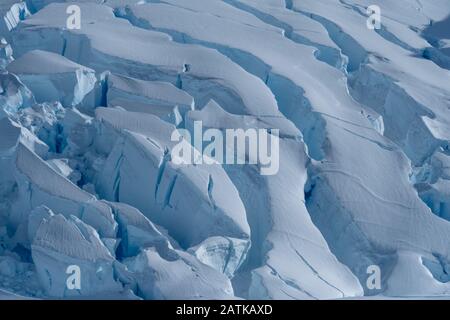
[12,2,281,117]
[6,50,97,107]
[222,0,346,70]
[185,101,363,299]
[113,1,350,161]
[289,0,450,233]
[7,49,94,75]
[94,107,251,249]
[32,213,114,263]
[12,143,119,239]
[292,0,450,153]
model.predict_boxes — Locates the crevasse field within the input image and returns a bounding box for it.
[0,0,449,300]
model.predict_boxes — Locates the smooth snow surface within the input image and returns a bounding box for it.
[0,0,449,300]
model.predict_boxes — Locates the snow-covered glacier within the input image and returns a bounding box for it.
[0,0,449,300]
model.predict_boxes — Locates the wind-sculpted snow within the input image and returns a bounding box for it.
[186,101,363,299]
[95,107,250,248]
[11,3,280,116]
[7,50,97,107]
[31,210,124,298]
[0,0,450,299]
[124,247,235,299]
[106,74,194,126]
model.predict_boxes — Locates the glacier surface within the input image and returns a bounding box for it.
[0,0,449,299]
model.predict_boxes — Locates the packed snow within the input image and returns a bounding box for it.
[0,0,449,300]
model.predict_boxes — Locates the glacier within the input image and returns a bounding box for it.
[0,0,449,300]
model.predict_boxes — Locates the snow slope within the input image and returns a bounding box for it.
[7,50,97,107]
[0,0,449,299]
